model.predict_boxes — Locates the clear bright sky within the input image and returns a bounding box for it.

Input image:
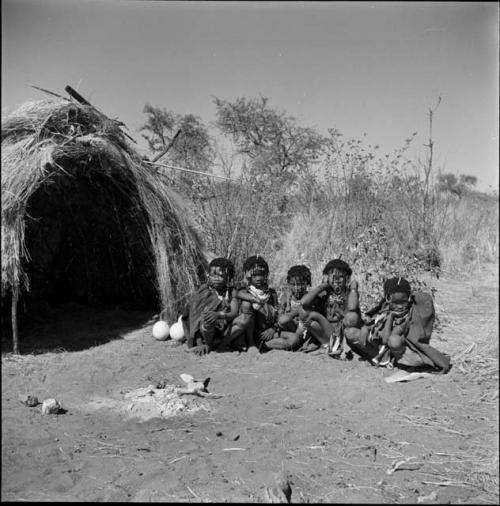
[2,0,498,191]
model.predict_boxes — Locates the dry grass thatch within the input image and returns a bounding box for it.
[2,97,206,326]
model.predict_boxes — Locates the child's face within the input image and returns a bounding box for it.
[248,266,268,289]
[208,266,229,290]
[288,276,308,299]
[326,268,348,295]
[387,291,411,317]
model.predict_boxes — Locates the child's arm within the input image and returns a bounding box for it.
[269,288,279,308]
[380,312,394,345]
[216,288,239,322]
[237,288,263,306]
[278,287,292,315]
[300,282,330,309]
[365,297,386,318]
[286,308,301,319]
[284,288,292,313]
[406,305,427,343]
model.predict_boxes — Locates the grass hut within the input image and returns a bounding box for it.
[2,95,206,352]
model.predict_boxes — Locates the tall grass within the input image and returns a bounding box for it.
[182,130,498,307]
[435,192,499,273]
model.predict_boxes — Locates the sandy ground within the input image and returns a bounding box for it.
[1,265,498,503]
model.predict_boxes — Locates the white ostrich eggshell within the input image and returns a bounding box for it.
[169,321,185,341]
[152,321,170,341]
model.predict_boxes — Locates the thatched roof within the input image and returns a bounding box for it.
[2,97,206,321]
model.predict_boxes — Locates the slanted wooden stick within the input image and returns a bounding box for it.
[151,129,182,163]
[65,85,92,106]
[144,160,236,181]
[29,85,69,101]
[64,85,137,143]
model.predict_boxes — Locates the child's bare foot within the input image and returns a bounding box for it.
[246,346,260,356]
[186,344,209,356]
[299,341,320,353]
[328,335,343,358]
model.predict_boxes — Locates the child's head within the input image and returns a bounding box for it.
[286,265,311,299]
[322,259,352,295]
[384,277,412,317]
[243,255,269,289]
[207,257,234,290]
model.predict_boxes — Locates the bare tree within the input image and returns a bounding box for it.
[421,96,442,242]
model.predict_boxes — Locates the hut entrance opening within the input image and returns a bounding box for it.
[23,165,158,313]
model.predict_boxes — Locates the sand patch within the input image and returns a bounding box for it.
[86,385,212,421]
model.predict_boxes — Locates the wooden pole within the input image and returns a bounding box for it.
[144,160,237,182]
[29,84,69,101]
[64,85,91,106]
[11,284,19,354]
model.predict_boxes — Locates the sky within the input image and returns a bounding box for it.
[2,0,498,191]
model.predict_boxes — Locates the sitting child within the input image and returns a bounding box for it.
[221,255,279,352]
[182,257,239,356]
[262,264,312,351]
[297,258,357,357]
[343,276,451,372]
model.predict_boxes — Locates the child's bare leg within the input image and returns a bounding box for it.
[343,279,379,358]
[264,330,302,351]
[243,321,256,349]
[303,311,334,346]
[344,325,379,360]
[296,305,332,344]
[387,330,405,360]
[233,320,256,351]
[294,321,318,352]
[186,334,210,355]
[219,315,249,351]
[343,280,363,329]
[342,311,362,356]
[278,313,298,333]
[345,280,360,310]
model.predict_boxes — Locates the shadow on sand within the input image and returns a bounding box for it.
[1,302,156,355]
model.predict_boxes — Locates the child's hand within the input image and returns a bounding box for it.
[301,319,311,330]
[259,328,275,342]
[392,325,404,336]
[202,310,218,326]
[252,301,263,311]
[191,344,209,356]
[298,306,308,321]
[334,307,345,318]
[320,275,331,291]
[363,315,375,325]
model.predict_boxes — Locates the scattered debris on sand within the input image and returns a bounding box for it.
[20,395,40,407]
[41,398,62,415]
[264,472,292,503]
[86,375,223,421]
[123,383,211,421]
[178,373,224,398]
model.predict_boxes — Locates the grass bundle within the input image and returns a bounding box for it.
[2,97,206,349]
